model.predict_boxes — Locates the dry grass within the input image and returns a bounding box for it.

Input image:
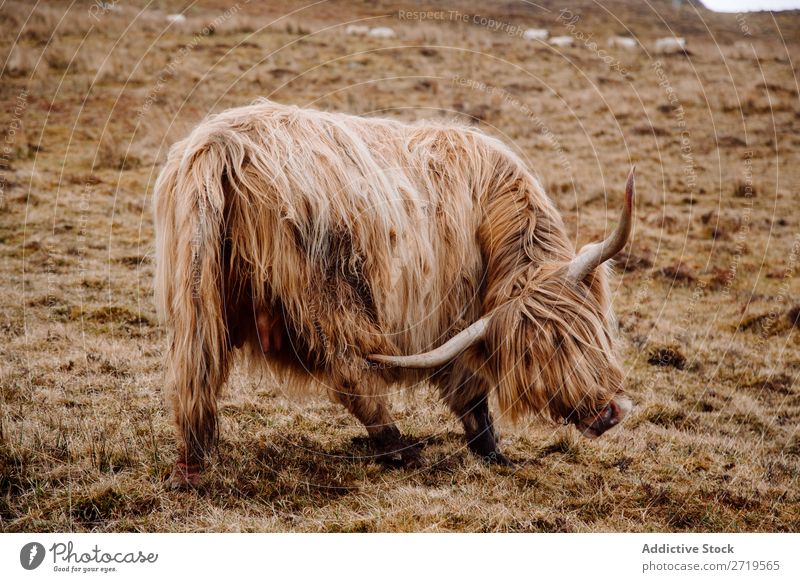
[1,0,798,532]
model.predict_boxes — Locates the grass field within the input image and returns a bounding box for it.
[1,0,798,532]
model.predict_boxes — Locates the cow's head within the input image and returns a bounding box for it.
[369,169,636,438]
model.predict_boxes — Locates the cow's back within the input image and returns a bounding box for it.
[197,100,491,369]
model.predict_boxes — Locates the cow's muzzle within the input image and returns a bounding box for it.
[573,396,632,438]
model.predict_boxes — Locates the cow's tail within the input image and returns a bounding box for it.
[153,128,233,478]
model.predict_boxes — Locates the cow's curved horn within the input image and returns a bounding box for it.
[567,167,635,282]
[367,316,489,369]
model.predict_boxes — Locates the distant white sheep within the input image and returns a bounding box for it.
[607,36,638,50]
[166,14,187,24]
[345,24,369,36]
[655,37,687,53]
[549,36,574,48]
[523,28,549,41]
[368,27,397,39]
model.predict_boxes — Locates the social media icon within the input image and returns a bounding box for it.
[20,542,46,570]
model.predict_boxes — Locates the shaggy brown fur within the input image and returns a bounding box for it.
[153,99,629,485]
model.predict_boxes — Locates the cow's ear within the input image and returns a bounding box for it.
[567,167,635,282]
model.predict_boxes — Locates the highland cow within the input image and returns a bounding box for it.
[153,99,635,488]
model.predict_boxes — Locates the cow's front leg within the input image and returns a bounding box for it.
[440,370,512,466]
[332,384,422,468]
[454,394,512,466]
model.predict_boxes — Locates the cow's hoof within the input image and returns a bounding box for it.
[468,434,513,467]
[376,449,404,466]
[399,443,424,469]
[483,451,514,467]
[168,463,202,490]
[375,439,424,469]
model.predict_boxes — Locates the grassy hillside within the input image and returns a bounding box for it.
[1,0,798,531]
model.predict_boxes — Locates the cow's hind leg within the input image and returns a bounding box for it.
[440,369,512,466]
[166,341,231,489]
[332,384,422,468]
